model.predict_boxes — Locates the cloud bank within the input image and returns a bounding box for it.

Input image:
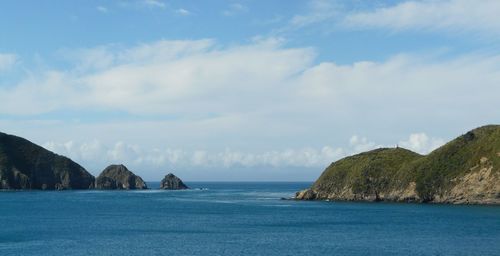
[284,0,500,39]
[2,38,499,119]
[343,0,500,37]
[43,141,343,170]
[42,132,443,178]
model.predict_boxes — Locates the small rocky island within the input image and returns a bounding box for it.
[296,125,500,204]
[160,173,188,190]
[95,164,148,190]
[0,132,95,190]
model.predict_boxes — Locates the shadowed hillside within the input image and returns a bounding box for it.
[0,132,95,190]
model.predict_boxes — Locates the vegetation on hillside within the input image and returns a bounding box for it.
[309,125,500,202]
[312,148,422,199]
[410,125,500,201]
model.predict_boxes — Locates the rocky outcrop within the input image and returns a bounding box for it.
[160,173,188,190]
[0,132,95,190]
[95,164,147,190]
[433,164,500,204]
[295,125,500,205]
[296,182,420,203]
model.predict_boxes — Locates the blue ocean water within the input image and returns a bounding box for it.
[0,182,499,256]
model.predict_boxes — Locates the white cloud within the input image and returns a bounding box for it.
[295,53,500,118]
[288,0,339,29]
[399,133,445,154]
[0,70,82,115]
[223,3,248,16]
[58,45,116,71]
[0,38,316,115]
[343,0,500,37]
[175,8,191,16]
[1,39,499,136]
[349,135,381,153]
[0,53,17,72]
[142,0,165,9]
[96,6,108,13]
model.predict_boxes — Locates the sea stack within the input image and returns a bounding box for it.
[160,173,188,190]
[0,132,95,190]
[95,164,147,190]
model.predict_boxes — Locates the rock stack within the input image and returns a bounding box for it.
[160,173,188,190]
[95,164,147,190]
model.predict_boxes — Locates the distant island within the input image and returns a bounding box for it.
[160,173,189,190]
[95,164,148,190]
[0,132,186,190]
[296,125,500,204]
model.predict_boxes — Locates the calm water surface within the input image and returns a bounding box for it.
[1,182,499,256]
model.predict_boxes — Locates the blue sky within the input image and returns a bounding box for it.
[1,0,499,181]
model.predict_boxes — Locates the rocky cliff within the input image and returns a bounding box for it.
[296,125,500,204]
[0,132,95,190]
[160,173,188,190]
[95,164,147,190]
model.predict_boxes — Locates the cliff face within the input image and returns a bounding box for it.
[296,125,500,204]
[0,132,95,190]
[160,173,188,190]
[95,164,147,190]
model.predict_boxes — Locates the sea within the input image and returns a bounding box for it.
[0,182,499,256]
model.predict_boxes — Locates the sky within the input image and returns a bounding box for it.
[1,0,499,181]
